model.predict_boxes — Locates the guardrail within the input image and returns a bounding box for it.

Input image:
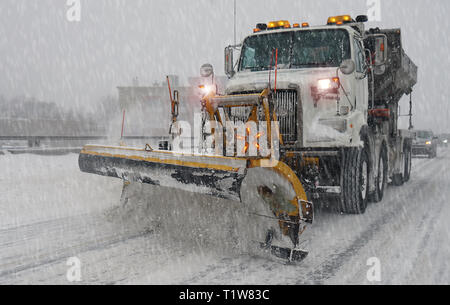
[0,136,167,141]
[0,136,170,155]
[0,136,168,147]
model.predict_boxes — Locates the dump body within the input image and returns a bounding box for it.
[365,29,418,104]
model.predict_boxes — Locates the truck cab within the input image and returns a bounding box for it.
[225,18,371,150]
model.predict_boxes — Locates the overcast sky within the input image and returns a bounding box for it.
[0,0,449,132]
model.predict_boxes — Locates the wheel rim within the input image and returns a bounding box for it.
[361,161,368,200]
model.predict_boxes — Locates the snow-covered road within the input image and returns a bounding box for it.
[0,149,449,284]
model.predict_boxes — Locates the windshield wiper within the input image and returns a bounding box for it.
[243,66,270,71]
[291,63,333,68]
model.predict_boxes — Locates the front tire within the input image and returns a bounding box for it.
[340,148,369,214]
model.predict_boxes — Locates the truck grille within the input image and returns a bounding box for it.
[227,90,298,143]
[274,90,298,143]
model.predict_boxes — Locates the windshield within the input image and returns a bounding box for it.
[239,29,351,72]
[417,131,433,139]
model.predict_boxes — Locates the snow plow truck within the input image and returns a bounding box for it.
[79,15,417,262]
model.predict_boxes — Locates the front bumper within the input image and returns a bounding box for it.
[412,145,433,156]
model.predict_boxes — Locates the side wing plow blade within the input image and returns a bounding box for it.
[79,145,248,201]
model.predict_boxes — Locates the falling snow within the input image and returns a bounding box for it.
[0,0,449,285]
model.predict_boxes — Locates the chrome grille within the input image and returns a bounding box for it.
[273,90,298,143]
[229,106,252,124]
[226,90,298,143]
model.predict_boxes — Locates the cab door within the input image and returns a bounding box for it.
[352,38,368,112]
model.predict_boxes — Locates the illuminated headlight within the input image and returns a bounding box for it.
[199,85,214,95]
[444,139,448,144]
[317,78,340,91]
[319,119,347,132]
[425,141,432,145]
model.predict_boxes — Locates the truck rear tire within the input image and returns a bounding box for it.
[371,146,387,203]
[340,148,369,214]
[403,145,412,182]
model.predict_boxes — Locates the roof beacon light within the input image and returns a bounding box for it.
[268,20,290,30]
[327,15,353,25]
[302,22,310,28]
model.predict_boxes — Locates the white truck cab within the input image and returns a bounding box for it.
[225,18,373,149]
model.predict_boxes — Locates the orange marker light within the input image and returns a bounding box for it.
[327,15,352,25]
[268,20,290,29]
[332,77,340,86]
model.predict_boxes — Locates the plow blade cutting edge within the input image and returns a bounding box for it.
[79,144,313,261]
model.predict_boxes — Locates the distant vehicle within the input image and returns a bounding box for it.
[412,130,438,158]
[438,134,449,148]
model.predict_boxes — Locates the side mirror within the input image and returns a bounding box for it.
[224,46,235,78]
[339,59,356,75]
[356,15,368,23]
[373,35,388,66]
[172,90,179,117]
[200,63,214,78]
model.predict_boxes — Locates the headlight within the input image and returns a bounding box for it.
[444,139,448,144]
[425,141,432,145]
[199,85,214,95]
[317,77,340,91]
